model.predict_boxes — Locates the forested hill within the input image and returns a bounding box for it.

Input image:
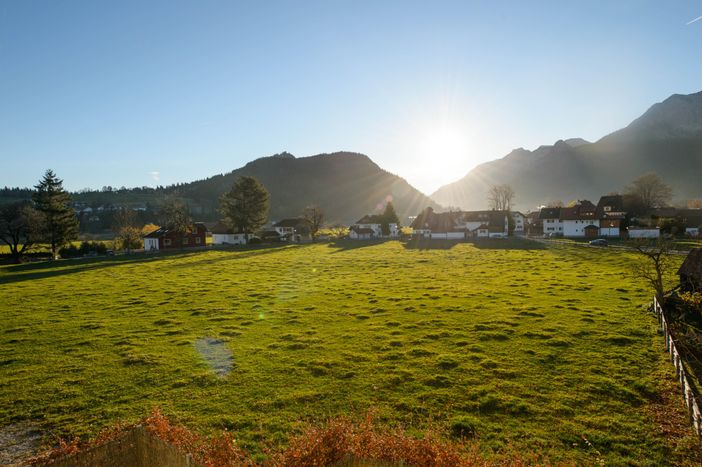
[167,151,440,224]
[431,90,702,210]
[1,152,440,225]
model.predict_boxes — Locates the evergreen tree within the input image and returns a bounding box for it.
[380,201,400,236]
[219,177,270,240]
[32,170,79,259]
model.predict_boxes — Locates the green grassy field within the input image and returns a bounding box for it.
[0,240,697,463]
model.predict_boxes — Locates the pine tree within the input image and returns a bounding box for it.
[32,170,79,259]
[219,177,270,241]
[380,201,400,236]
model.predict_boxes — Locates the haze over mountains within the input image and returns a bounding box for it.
[431,90,702,210]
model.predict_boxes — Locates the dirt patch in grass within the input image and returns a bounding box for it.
[0,421,43,465]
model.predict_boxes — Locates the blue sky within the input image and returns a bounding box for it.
[1,1,701,194]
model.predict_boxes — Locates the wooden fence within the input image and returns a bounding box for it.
[41,426,199,467]
[652,296,702,438]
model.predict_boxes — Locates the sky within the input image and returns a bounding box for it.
[1,1,701,195]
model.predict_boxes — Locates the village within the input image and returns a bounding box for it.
[138,193,702,252]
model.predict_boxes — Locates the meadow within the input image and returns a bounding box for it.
[0,239,699,464]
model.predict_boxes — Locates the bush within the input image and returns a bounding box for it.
[248,237,262,245]
[449,415,480,439]
[60,241,108,258]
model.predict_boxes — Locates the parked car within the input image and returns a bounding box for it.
[588,239,608,247]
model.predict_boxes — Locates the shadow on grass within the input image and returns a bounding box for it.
[402,239,461,250]
[327,239,388,253]
[403,237,546,250]
[470,237,546,250]
[0,244,302,285]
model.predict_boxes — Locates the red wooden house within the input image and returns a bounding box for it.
[143,222,207,251]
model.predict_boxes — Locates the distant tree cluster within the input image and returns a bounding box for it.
[0,170,79,262]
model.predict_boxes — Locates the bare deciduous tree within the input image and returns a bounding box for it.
[632,239,675,304]
[303,205,324,240]
[487,184,515,211]
[625,173,673,212]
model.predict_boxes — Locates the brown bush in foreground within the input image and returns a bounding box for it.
[29,409,536,466]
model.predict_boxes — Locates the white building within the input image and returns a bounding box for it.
[211,223,248,245]
[628,227,660,239]
[350,215,399,238]
[539,207,563,235]
[511,212,526,234]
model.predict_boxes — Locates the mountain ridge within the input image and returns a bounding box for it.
[431,90,702,210]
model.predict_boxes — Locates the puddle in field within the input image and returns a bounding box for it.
[194,338,233,376]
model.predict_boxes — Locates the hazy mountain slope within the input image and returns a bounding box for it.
[173,152,440,224]
[431,91,702,210]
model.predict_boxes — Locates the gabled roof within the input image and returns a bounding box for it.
[143,222,206,238]
[274,218,306,228]
[210,222,238,234]
[560,201,596,220]
[539,207,561,219]
[355,214,384,224]
[678,248,702,278]
[476,224,489,230]
[596,195,625,216]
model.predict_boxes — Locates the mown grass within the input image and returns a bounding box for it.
[0,239,697,464]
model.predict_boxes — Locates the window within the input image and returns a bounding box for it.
[183,237,189,245]
[195,237,201,244]
[164,238,172,246]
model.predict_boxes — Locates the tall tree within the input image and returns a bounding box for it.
[625,173,672,212]
[380,201,400,236]
[32,170,79,260]
[159,198,192,248]
[219,177,270,240]
[302,205,324,240]
[0,202,44,263]
[487,184,515,211]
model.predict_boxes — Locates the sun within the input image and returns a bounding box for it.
[422,124,467,160]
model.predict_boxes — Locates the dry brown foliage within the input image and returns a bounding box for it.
[28,409,540,466]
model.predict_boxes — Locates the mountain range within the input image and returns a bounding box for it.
[431,90,702,210]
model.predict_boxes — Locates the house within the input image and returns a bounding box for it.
[678,248,702,292]
[410,208,509,239]
[627,227,660,239]
[210,222,248,245]
[511,211,526,234]
[143,222,207,251]
[475,224,489,238]
[596,195,626,237]
[273,218,305,238]
[560,200,599,238]
[539,207,563,236]
[351,215,399,238]
[349,226,376,240]
[677,209,702,238]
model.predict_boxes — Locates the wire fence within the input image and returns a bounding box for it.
[652,296,702,438]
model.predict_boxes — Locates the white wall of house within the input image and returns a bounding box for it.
[459,221,484,231]
[599,227,620,237]
[563,220,600,237]
[628,228,660,239]
[686,227,700,237]
[429,232,465,240]
[212,233,247,245]
[274,226,295,236]
[476,228,489,238]
[144,238,159,250]
[354,223,399,237]
[349,230,373,240]
[542,218,563,234]
[511,213,525,233]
